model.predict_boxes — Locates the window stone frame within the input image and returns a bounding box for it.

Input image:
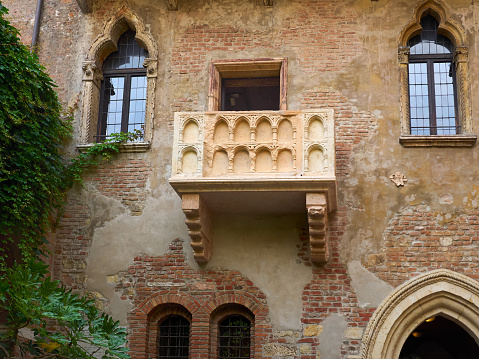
[398,0,476,147]
[78,5,158,151]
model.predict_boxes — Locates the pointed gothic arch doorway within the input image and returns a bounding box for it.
[361,269,479,359]
[399,315,479,358]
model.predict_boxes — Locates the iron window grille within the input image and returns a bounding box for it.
[407,15,459,135]
[157,315,190,359]
[218,315,251,359]
[97,29,148,141]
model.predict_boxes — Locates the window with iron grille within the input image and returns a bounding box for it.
[407,15,458,135]
[218,315,251,359]
[157,315,190,359]
[97,29,148,141]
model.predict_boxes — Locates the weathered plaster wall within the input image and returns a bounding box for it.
[5,0,479,357]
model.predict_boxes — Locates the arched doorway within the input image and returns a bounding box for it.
[361,269,479,359]
[399,315,479,359]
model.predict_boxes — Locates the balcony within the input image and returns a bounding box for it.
[169,110,337,265]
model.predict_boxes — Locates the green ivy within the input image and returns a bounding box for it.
[0,4,138,358]
[0,3,142,266]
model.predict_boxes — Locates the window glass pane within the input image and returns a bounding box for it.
[103,29,148,71]
[408,62,430,135]
[408,15,453,55]
[434,61,456,135]
[218,315,251,359]
[99,76,125,139]
[128,76,147,137]
[158,316,190,359]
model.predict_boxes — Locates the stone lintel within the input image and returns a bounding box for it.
[306,193,330,265]
[76,0,93,13]
[181,194,213,263]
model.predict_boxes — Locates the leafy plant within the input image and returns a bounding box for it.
[0,4,139,358]
[0,259,129,359]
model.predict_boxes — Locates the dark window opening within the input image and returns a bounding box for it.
[400,316,479,359]
[221,77,280,111]
[218,315,251,359]
[407,15,458,135]
[157,315,190,359]
[97,29,148,141]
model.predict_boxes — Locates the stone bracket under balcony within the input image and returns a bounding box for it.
[169,110,337,265]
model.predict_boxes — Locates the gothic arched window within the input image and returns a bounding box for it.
[407,15,457,135]
[97,29,148,141]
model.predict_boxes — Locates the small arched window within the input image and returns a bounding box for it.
[97,29,148,141]
[407,15,457,135]
[218,315,251,359]
[157,315,190,359]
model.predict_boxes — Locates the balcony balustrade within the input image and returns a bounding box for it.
[169,110,337,264]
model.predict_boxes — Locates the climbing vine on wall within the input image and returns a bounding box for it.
[0,4,139,358]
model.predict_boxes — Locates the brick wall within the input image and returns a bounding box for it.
[366,204,479,287]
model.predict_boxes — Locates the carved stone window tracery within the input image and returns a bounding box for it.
[398,0,476,147]
[78,5,158,151]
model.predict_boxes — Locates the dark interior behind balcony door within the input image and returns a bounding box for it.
[221,77,280,111]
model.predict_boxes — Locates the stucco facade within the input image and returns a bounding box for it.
[5,0,479,357]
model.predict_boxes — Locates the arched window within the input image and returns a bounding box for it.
[218,315,251,359]
[397,2,475,147]
[97,29,148,141]
[407,15,457,135]
[157,315,190,359]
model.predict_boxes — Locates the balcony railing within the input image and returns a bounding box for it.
[169,110,337,264]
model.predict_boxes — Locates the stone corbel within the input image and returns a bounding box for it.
[144,58,158,78]
[306,193,330,265]
[181,194,213,263]
[82,60,103,87]
[80,61,103,144]
[166,0,178,11]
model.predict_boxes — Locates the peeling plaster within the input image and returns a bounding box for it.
[207,214,312,330]
[85,191,188,323]
[317,314,348,359]
[348,261,393,307]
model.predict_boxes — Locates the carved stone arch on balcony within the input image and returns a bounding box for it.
[398,0,473,138]
[254,146,273,173]
[181,118,202,144]
[255,116,274,143]
[233,116,252,143]
[305,144,326,173]
[79,4,158,144]
[178,145,201,175]
[305,114,326,142]
[213,117,232,143]
[361,269,479,359]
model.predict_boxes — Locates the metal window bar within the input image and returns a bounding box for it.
[218,316,251,359]
[157,316,190,359]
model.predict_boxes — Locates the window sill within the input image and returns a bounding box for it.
[399,135,477,147]
[76,141,151,154]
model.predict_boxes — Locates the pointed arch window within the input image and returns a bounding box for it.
[398,4,476,147]
[97,29,148,141]
[407,15,457,135]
